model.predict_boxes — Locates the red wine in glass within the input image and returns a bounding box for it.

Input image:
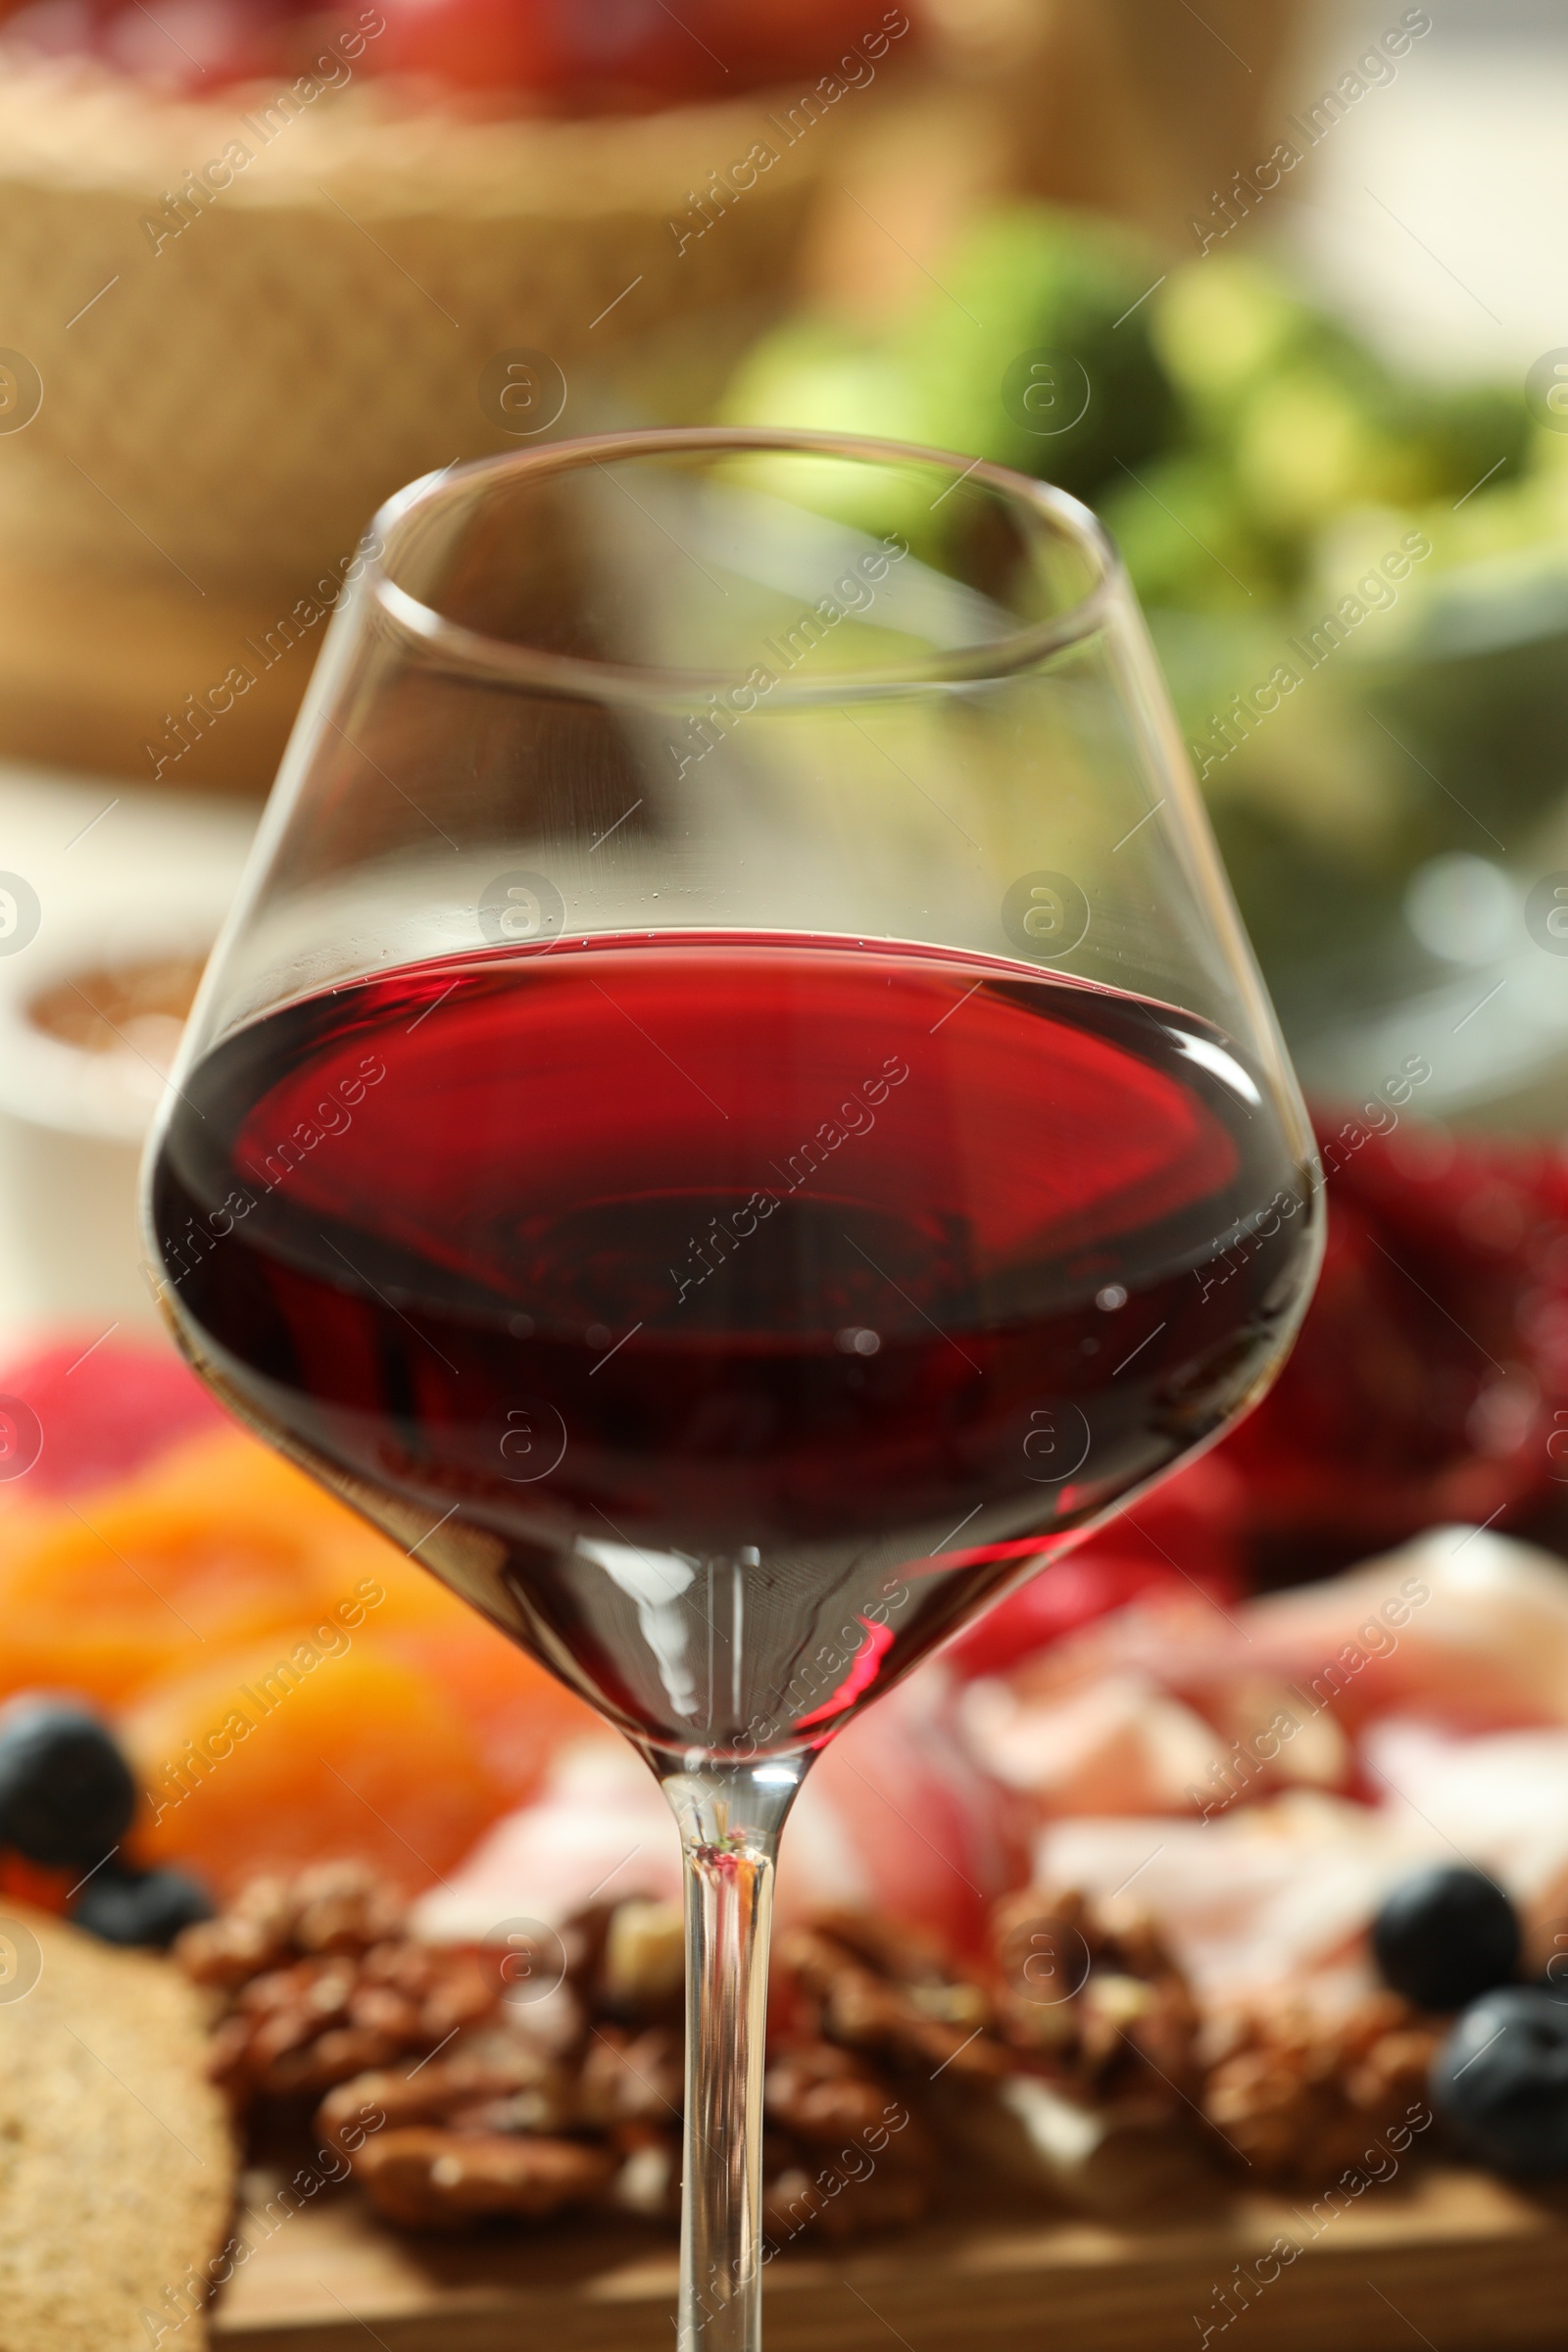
[151,934,1314,1764]
[142,428,1325,2352]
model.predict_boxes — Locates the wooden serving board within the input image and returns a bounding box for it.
[214,2166,1568,2352]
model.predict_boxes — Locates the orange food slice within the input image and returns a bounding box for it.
[0,1428,472,1709]
[122,1632,501,1896]
[377,1624,600,1809]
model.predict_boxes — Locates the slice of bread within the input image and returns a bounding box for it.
[0,1905,233,2351]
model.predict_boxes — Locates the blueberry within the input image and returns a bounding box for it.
[1433,1987,1568,2175]
[1371,1865,1520,2012]
[0,1698,136,1868]
[72,1862,213,1950]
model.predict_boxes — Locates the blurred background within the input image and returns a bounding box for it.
[9,23,1568,2296]
[2,0,1567,1570]
[9,0,1568,2157]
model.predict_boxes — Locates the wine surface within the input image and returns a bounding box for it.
[150,936,1318,1762]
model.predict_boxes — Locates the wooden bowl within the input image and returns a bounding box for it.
[0,57,842,784]
[0,60,834,584]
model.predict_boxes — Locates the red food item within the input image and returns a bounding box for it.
[1,0,303,86]
[1217,1116,1568,1576]
[0,1852,74,1916]
[799,1675,1026,1953]
[946,1452,1245,1680]
[376,0,555,94]
[374,0,909,106]
[0,1336,225,1499]
[671,0,910,93]
[5,0,916,103]
[950,1113,1568,1656]
[98,0,295,84]
[0,1,104,59]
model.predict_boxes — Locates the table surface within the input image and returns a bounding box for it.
[212,2162,1568,2352]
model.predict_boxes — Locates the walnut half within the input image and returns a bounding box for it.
[777,1913,1005,2082]
[354,2130,615,2231]
[1202,1992,1442,2182]
[991,1886,1201,2112]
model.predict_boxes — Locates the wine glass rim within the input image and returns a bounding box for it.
[363,426,1122,702]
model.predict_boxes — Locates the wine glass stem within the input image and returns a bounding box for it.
[662,1768,794,2352]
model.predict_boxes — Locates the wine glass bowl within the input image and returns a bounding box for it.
[144,429,1322,2352]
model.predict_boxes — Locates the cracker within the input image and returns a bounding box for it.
[0,1906,233,2351]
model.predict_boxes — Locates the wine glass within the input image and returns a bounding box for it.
[142,428,1321,2350]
